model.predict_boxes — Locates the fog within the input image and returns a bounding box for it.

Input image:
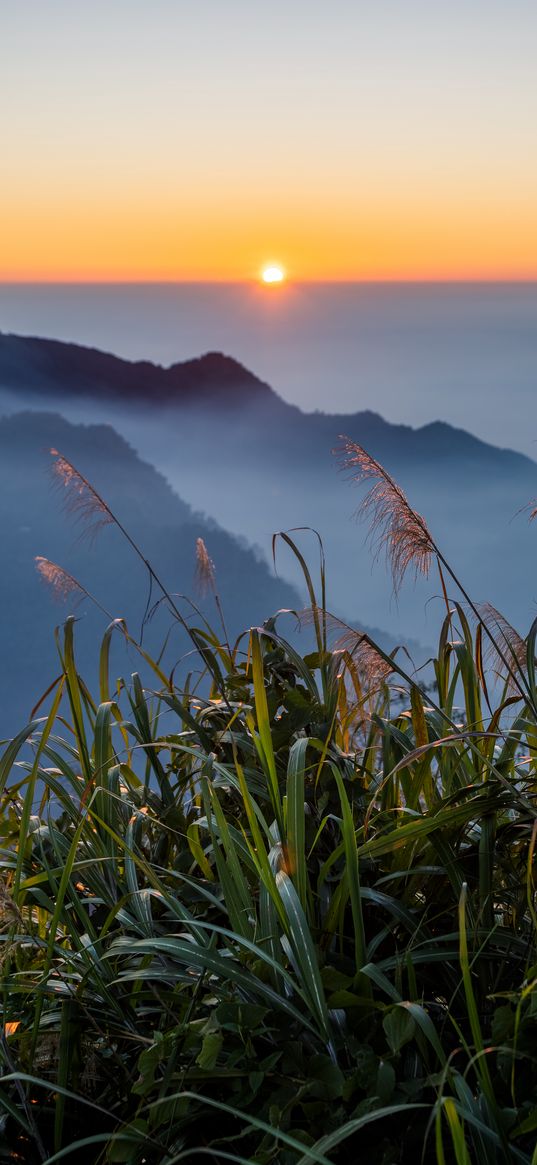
[1,282,536,453]
[2,363,536,657]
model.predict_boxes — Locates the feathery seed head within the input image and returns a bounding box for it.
[299,606,393,688]
[335,629,394,687]
[35,557,86,604]
[336,437,435,593]
[50,449,113,539]
[478,602,527,689]
[195,537,216,596]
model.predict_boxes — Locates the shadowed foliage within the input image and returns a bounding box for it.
[0,448,535,1164]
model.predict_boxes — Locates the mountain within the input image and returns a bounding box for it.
[1,331,532,481]
[0,332,274,407]
[0,329,530,476]
[0,411,306,736]
[0,409,403,738]
[2,331,536,645]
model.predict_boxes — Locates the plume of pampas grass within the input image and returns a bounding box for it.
[35,557,87,604]
[479,603,527,690]
[335,630,394,688]
[336,440,534,706]
[194,537,232,653]
[299,606,393,688]
[49,447,178,616]
[35,557,115,627]
[50,449,113,540]
[195,537,216,597]
[46,452,231,698]
[336,437,435,593]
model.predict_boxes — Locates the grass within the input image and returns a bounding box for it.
[0,442,535,1163]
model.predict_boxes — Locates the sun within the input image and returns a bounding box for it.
[261,264,285,284]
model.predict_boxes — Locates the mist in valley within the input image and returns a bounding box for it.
[2,332,537,702]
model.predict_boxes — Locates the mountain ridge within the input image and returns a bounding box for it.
[0,407,408,735]
[2,330,537,648]
[0,332,275,407]
[0,330,534,471]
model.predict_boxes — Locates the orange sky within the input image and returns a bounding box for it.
[2,2,537,282]
[2,195,536,283]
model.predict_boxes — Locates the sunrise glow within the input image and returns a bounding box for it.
[2,4,536,282]
[261,265,285,284]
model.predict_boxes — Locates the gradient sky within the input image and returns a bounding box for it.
[2,0,536,281]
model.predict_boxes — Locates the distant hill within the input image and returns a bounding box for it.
[0,330,532,480]
[2,331,536,645]
[0,332,274,407]
[0,410,400,737]
[0,411,300,735]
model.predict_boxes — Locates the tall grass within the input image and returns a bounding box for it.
[0,444,535,1163]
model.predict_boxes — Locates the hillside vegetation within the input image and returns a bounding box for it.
[2,332,537,640]
[0,411,304,735]
[0,441,535,1164]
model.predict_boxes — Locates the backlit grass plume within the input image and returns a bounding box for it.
[194,537,216,597]
[336,438,534,707]
[479,602,528,690]
[48,450,228,695]
[300,605,393,687]
[49,446,171,605]
[35,557,114,628]
[35,557,86,604]
[50,448,114,539]
[334,627,394,687]
[3,508,537,1161]
[336,437,434,592]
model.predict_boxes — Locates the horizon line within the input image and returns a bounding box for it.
[1,276,537,286]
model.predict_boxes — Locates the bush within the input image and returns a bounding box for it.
[0,445,535,1163]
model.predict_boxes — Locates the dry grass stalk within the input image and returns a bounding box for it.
[479,603,527,689]
[35,557,86,604]
[48,451,222,685]
[50,448,113,539]
[299,606,393,687]
[195,537,216,596]
[336,437,435,593]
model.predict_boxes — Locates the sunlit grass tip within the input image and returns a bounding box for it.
[336,436,435,592]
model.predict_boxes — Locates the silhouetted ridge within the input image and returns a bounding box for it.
[1,332,536,473]
[3,330,535,731]
[0,333,273,406]
[168,351,270,397]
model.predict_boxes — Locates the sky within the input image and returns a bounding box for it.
[2,0,537,282]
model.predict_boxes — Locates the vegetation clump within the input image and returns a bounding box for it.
[0,443,535,1164]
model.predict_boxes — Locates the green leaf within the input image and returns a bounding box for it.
[276,869,331,1041]
[196,1030,223,1070]
[215,1003,268,1032]
[382,1006,415,1054]
[375,1060,396,1104]
[331,764,370,995]
[286,737,309,913]
[251,629,282,833]
[511,1105,537,1137]
[491,1004,515,1044]
[107,1120,150,1162]
[296,1104,428,1164]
